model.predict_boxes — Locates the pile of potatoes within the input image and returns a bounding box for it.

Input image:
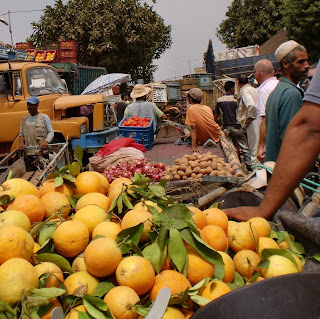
[162,152,235,181]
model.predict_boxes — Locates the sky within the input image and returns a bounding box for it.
[0,0,233,82]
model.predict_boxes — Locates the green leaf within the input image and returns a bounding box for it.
[269,230,278,239]
[248,270,260,282]
[93,282,115,298]
[159,205,193,230]
[62,174,76,183]
[117,194,123,214]
[159,180,168,187]
[108,194,119,213]
[146,205,159,216]
[148,184,166,198]
[54,176,64,187]
[37,302,55,317]
[79,312,95,319]
[284,234,305,254]
[37,253,72,273]
[32,288,66,299]
[122,195,133,210]
[257,259,270,269]
[132,176,152,186]
[313,253,320,261]
[83,299,108,319]
[190,294,211,306]
[261,249,299,271]
[0,302,15,315]
[189,277,211,293]
[46,173,59,181]
[68,162,81,176]
[84,295,108,311]
[67,196,77,209]
[58,165,69,174]
[6,170,13,181]
[30,215,57,238]
[36,239,54,255]
[226,271,245,290]
[74,146,83,167]
[180,229,224,280]
[37,223,57,246]
[116,223,144,254]
[168,229,187,273]
[143,240,166,274]
[274,231,287,243]
[0,195,14,205]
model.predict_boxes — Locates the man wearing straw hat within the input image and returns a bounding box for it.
[124,84,166,132]
[261,40,309,163]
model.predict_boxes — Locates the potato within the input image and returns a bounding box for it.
[206,167,213,174]
[190,155,197,161]
[217,171,227,176]
[175,159,180,165]
[179,164,188,171]
[193,167,200,174]
[191,173,197,179]
[211,161,217,170]
[206,151,213,156]
[172,170,177,175]
[226,172,233,177]
[210,170,218,176]
[197,173,203,178]
[163,175,171,180]
[185,167,193,177]
[174,174,181,180]
[182,176,188,180]
[199,162,209,169]
[177,170,185,177]
[199,168,207,175]
[199,156,210,162]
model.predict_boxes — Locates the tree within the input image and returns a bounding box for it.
[217,0,284,48]
[29,0,172,82]
[282,0,320,63]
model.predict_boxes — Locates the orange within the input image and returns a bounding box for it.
[181,309,194,319]
[41,299,63,319]
[34,262,64,288]
[0,225,34,264]
[73,204,108,236]
[186,246,214,285]
[64,271,99,296]
[227,221,259,252]
[218,251,235,283]
[233,250,261,279]
[41,192,70,219]
[0,209,31,231]
[65,305,88,319]
[104,286,140,319]
[0,258,38,306]
[203,208,228,234]
[0,178,39,198]
[246,277,264,285]
[161,254,172,271]
[247,217,271,238]
[189,207,207,230]
[116,256,155,295]
[39,180,73,198]
[258,237,279,254]
[108,177,132,194]
[291,253,303,272]
[162,307,185,319]
[74,172,102,195]
[279,239,290,249]
[7,195,45,223]
[133,200,162,213]
[149,270,191,301]
[93,172,109,195]
[75,192,110,211]
[201,225,228,252]
[200,281,231,305]
[53,220,89,258]
[31,242,40,264]
[121,209,153,243]
[72,255,87,273]
[84,237,122,277]
[92,221,122,240]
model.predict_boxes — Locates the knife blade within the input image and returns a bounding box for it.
[145,287,171,319]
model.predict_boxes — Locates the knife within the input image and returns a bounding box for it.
[51,307,64,319]
[145,287,171,319]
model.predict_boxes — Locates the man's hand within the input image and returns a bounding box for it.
[40,140,49,150]
[223,206,265,221]
[18,143,25,151]
[191,147,200,153]
[257,146,266,163]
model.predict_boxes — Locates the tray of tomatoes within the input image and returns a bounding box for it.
[120,116,151,127]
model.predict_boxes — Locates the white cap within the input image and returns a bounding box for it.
[275,40,300,63]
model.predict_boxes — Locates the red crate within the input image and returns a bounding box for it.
[59,56,77,63]
[16,42,33,50]
[26,49,35,60]
[59,40,77,50]
[43,50,59,63]
[60,50,77,58]
[34,50,45,62]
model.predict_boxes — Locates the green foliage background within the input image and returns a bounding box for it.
[29,0,172,82]
[217,0,320,63]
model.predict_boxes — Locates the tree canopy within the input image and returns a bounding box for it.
[29,0,172,82]
[217,0,320,63]
[217,0,284,48]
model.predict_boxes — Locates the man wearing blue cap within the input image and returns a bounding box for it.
[19,96,54,171]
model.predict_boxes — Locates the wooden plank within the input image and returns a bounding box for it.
[21,171,34,181]
[0,167,11,184]
[10,158,26,179]
[30,170,43,186]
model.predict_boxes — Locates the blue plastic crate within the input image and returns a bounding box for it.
[118,117,154,150]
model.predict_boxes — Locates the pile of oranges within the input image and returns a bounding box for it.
[0,172,303,319]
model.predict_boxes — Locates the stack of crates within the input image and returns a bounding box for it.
[16,42,33,50]
[118,117,154,150]
[165,82,182,103]
[59,40,77,63]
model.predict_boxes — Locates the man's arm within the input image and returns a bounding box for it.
[19,136,25,150]
[189,125,199,153]
[41,115,54,149]
[224,102,320,221]
[257,116,266,163]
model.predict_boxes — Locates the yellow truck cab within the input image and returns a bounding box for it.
[0,60,117,155]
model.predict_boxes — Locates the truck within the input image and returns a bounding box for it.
[0,59,118,156]
[52,62,106,95]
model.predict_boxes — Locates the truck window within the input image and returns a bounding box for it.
[26,67,68,96]
[0,72,13,97]
[14,71,22,96]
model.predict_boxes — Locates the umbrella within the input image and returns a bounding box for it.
[81,73,131,95]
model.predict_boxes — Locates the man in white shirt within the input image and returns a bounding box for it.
[237,74,258,163]
[254,59,279,162]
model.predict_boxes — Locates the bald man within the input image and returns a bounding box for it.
[254,59,279,162]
